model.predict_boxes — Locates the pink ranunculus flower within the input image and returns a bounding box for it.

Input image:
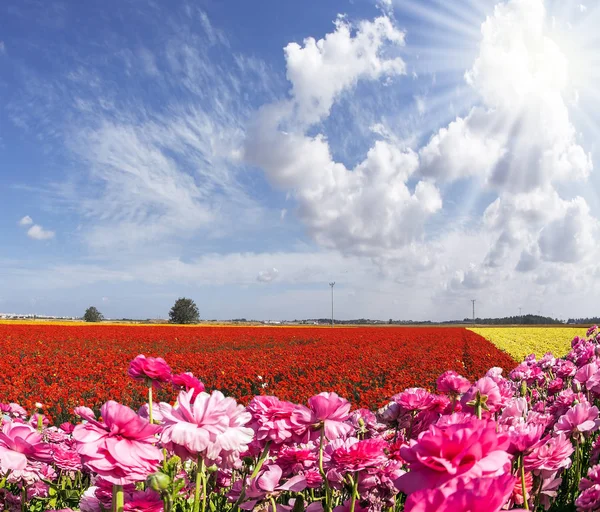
[503,419,545,455]
[436,371,471,395]
[247,395,298,445]
[0,420,52,472]
[331,437,388,472]
[276,444,318,476]
[403,472,516,512]
[137,403,164,424]
[128,355,172,388]
[73,401,163,484]
[123,489,164,512]
[524,434,574,476]
[52,443,83,472]
[160,389,254,465]
[396,416,511,494]
[293,392,353,441]
[461,376,503,414]
[576,483,600,511]
[392,388,436,412]
[554,402,600,437]
[172,372,205,399]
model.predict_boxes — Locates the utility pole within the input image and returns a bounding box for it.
[471,299,476,321]
[329,282,335,327]
[519,307,522,324]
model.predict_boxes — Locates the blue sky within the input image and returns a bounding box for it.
[2,0,600,320]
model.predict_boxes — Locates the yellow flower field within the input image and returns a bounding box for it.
[469,327,587,361]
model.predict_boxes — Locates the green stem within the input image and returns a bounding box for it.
[251,441,271,479]
[20,485,27,512]
[519,455,529,510]
[318,425,332,512]
[112,484,124,512]
[270,496,277,512]
[148,385,153,424]
[37,414,43,432]
[193,455,204,512]
[349,472,359,512]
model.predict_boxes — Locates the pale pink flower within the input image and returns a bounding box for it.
[436,370,471,395]
[172,372,205,399]
[396,416,511,494]
[247,396,298,445]
[73,400,162,484]
[128,355,172,388]
[331,437,388,472]
[0,420,52,472]
[137,403,164,423]
[503,419,544,454]
[293,392,352,441]
[524,434,574,476]
[554,402,600,437]
[160,389,253,464]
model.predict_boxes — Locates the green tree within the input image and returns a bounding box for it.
[169,297,200,324]
[83,306,103,322]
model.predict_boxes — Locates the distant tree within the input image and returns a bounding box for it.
[169,297,200,324]
[83,306,103,322]
[389,319,393,324]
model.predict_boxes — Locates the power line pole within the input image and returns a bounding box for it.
[471,299,476,321]
[519,307,522,324]
[329,282,335,327]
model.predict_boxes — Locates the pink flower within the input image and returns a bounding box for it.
[52,443,83,472]
[128,355,172,388]
[331,438,388,472]
[436,371,470,395]
[392,388,436,412]
[524,434,574,476]
[0,420,52,472]
[172,372,205,399]
[554,402,600,437]
[503,420,544,454]
[276,444,318,476]
[59,422,75,434]
[73,401,163,484]
[403,472,516,512]
[293,392,352,441]
[576,484,600,511]
[461,377,504,414]
[160,389,253,465]
[123,489,164,512]
[396,416,511,494]
[247,396,298,445]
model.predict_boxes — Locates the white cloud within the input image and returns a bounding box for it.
[246,15,441,257]
[18,215,33,226]
[257,268,279,283]
[284,15,406,125]
[0,41,5,54]
[27,224,55,240]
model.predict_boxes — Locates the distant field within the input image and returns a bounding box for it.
[469,327,587,361]
[0,323,516,422]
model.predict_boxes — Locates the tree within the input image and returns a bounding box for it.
[83,306,103,322]
[169,297,200,324]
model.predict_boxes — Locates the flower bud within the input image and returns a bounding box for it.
[147,472,171,492]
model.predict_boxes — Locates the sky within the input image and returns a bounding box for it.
[2,0,600,321]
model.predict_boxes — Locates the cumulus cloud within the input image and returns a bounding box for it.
[246,15,442,257]
[27,224,55,240]
[18,215,33,226]
[257,268,279,283]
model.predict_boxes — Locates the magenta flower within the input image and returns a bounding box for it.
[276,444,318,476]
[293,392,352,441]
[554,402,600,437]
[576,484,600,511]
[331,437,388,472]
[403,472,516,512]
[160,389,253,464]
[72,401,163,484]
[503,420,544,454]
[392,388,436,412]
[461,377,504,414]
[172,372,205,399]
[0,420,52,472]
[128,355,172,388]
[123,489,164,512]
[436,371,470,395]
[247,395,298,445]
[52,443,83,472]
[396,416,511,494]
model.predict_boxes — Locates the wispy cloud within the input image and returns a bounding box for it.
[18,215,33,226]
[27,225,55,240]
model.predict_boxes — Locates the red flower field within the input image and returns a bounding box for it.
[0,323,516,422]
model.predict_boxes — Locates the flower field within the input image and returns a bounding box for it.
[0,323,516,423]
[3,324,600,511]
[470,327,587,361]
